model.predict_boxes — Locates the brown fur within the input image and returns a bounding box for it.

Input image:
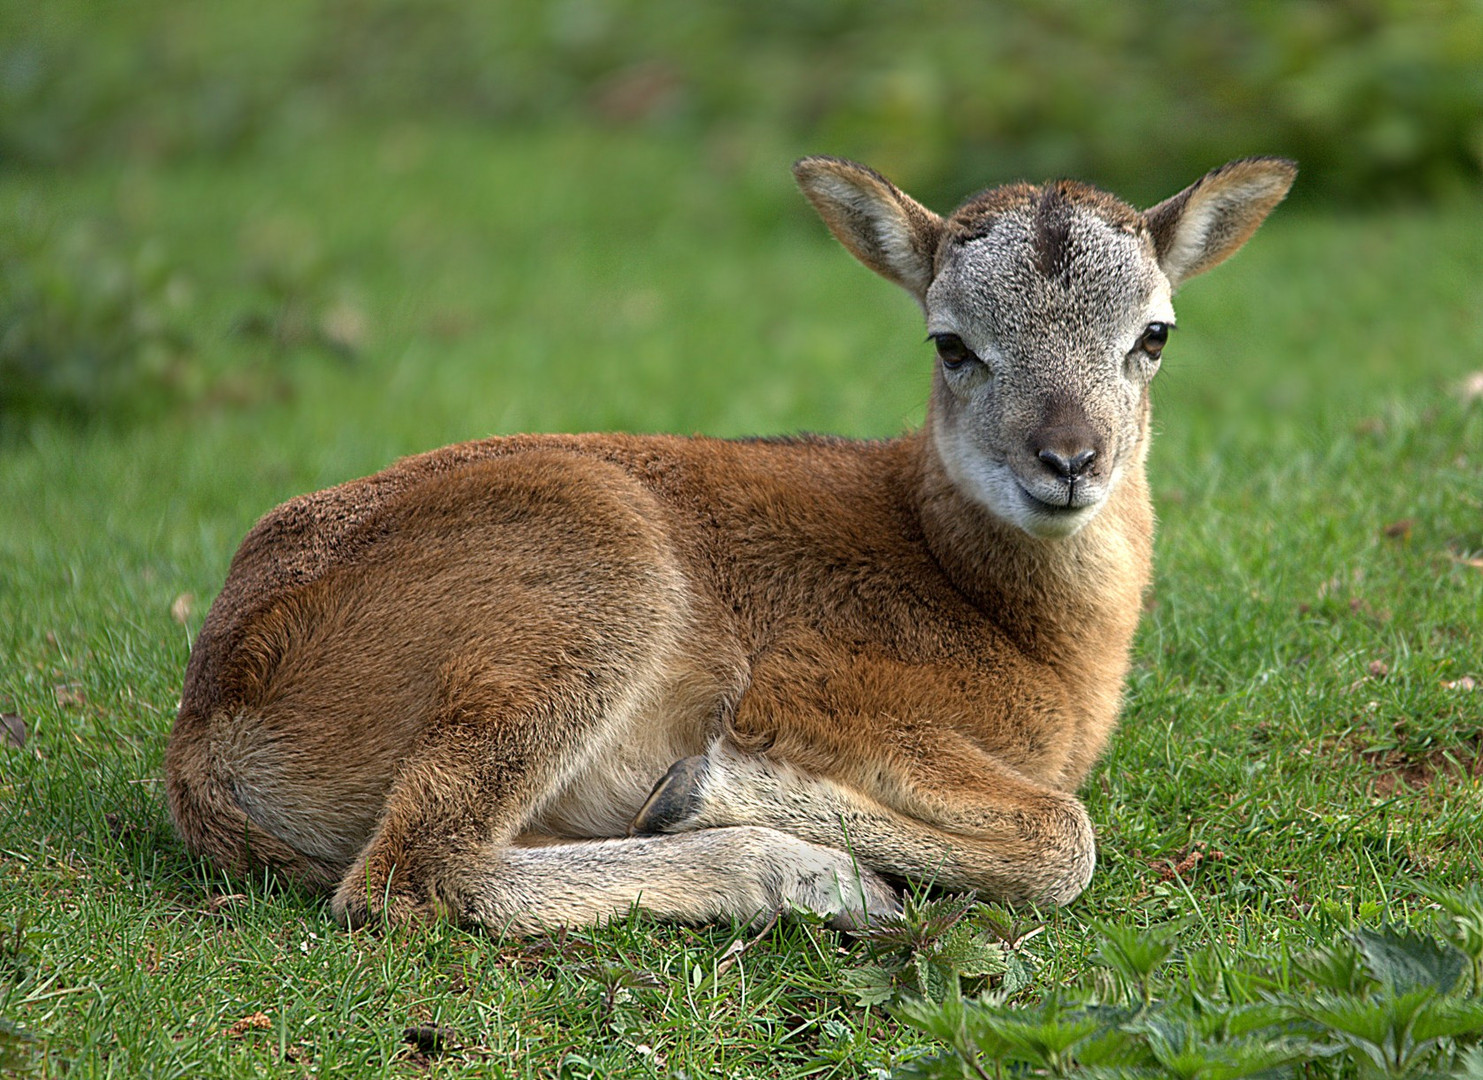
[166,155,1294,932]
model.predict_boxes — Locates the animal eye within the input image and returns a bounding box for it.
[1138,322,1172,360]
[930,333,979,371]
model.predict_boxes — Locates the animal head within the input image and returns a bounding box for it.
[795,156,1295,538]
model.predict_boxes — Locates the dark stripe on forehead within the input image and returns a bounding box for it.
[942,179,1148,288]
[1034,185,1076,284]
[948,179,1142,241]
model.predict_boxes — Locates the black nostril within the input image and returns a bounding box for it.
[1038,447,1096,479]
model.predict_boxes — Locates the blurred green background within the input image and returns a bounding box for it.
[2,0,1481,431]
[8,0,1483,196]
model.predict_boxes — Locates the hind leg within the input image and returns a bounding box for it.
[330,651,618,926]
[330,655,899,931]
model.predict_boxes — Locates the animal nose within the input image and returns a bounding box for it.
[1037,446,1097,480]
[1030,398,1104,482]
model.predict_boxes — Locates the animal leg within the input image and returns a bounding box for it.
[459,829,901,933]
[632,739,1094,905]
[330,658,898,932]
[329,651,622,927]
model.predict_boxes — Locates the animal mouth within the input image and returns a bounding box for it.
[1017,481,1094,516]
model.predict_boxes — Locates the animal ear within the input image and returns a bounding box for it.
[794,156,945,303]
[1144,157,1297,288]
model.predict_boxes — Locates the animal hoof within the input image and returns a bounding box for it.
[825,868,904,932]
[629,756,709,834]
[332,887,440,931]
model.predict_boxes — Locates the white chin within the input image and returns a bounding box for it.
[1018,503,1098,539]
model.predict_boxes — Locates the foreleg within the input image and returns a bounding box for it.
[631,739,1094,905]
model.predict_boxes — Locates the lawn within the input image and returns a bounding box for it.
[1,124,1481,1077]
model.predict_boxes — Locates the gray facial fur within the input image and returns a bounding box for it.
[926,186,1174,538]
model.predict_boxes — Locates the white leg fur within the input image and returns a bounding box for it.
[654,741,1095,905]
[453,827,901,934]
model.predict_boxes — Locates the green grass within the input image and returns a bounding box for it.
[1,124,1481,1077]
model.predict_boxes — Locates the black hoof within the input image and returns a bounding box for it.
[629,756,709,835]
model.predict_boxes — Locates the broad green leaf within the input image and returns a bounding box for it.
[999,948,1037,996]
[842,963,900,1007]
[1298,940,1373,995]
[1351,926,1467,995]
[1408,997,1483,1045]
[896,994,968,1041]
[1203,1001,1294,1041]
[1294,995,1395,1068]
[889,1049,975,1079]
[1416,883,1483,982]
[1450,1046,1483,1079]
[937,925,1006,979]
[1075,1019,1150,1070]
[977,1006,1102,1067]
[1094,922,1178,984]
[1131,1011,1191,1057]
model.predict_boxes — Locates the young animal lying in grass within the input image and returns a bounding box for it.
[166,154,1294,932]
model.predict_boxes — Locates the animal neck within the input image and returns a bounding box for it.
[908,420,1154,669]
